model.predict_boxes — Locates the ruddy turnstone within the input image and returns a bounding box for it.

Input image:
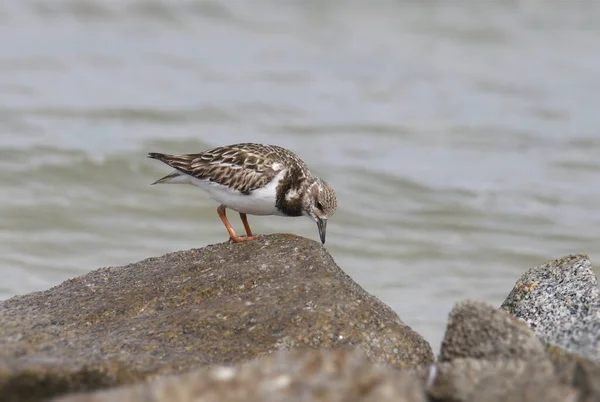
[148,143,337,244]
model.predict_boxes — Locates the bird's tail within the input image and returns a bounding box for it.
[151,172,184,185]
[148,152,168,162]
[148,152,184,185]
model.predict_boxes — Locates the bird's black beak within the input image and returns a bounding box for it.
[316,218,327,244]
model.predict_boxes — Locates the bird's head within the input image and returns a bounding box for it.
[302,177,337,244]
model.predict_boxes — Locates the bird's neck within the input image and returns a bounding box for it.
[275,170,309,217]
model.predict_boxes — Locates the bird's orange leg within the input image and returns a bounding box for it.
[217,205,239,240]
[239,212,261,241]
[216,205,260,243]
[239,213,254,236]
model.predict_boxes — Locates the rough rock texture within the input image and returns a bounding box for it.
[545,344,600,402]
[0,234,433,402]
[54,348,427,402]
[438,300,547,363]
[430,300,580,402]
[428,358,577,402]
[500,254,600,362]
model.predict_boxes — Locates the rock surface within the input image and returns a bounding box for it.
[0,234,433,402]
[500,254,600,362]
[428,358,577,402]
[54,348,427,402]
[545,344,600,402]
[430,300,579,402]
[438,300,547,363]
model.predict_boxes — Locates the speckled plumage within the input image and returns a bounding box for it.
[148,143,337,244]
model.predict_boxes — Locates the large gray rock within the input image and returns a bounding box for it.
[0,234,433,402]
[54,348,427,402]
[439,300,547,362]
[500,254,600,362]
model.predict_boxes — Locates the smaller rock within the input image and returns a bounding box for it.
[500,254,600,362]
[439,300,547,362]
[545,344,600,402]
[427,358,577,402]
[53,348,427,402]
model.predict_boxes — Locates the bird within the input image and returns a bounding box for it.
[148,143,337,244]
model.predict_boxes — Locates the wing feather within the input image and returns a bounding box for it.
[148,144,303,194]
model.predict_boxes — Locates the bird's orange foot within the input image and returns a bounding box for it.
[229,234,262,243]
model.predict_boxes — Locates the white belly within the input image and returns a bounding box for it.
[179,170,287,216]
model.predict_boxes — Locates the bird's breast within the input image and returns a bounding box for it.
[193,170,287,216]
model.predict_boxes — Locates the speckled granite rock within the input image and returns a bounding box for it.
[500,254,600,362]
[428,358,577,402]
[0,234,433,402]
[439,300,547,362]
[54,348,427,402]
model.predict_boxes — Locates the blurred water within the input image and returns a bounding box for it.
[1,0,600,353]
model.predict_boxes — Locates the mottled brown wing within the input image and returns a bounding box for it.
[226,143,310,173]
[149,145,284,194]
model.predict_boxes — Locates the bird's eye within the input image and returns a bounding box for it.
[316,201,323,211]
